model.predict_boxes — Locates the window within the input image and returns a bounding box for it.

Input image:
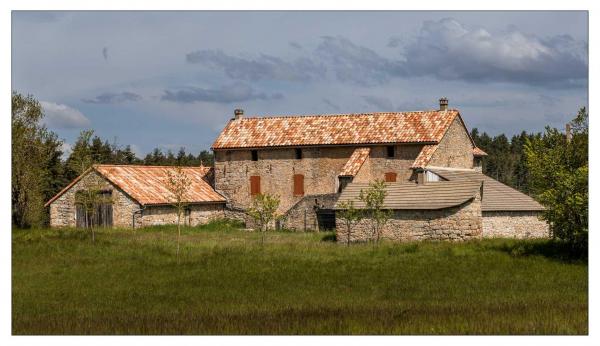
[250,176,261,196]
[293,174,304,196]
[384,172,397,182]
[386,145,395,158]
[295,148,302,160]
[251,150,258,161]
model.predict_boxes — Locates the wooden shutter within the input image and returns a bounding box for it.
[293,174,304,196]
[384,172,397,182]
[250,176,261,196]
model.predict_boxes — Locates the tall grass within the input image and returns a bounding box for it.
[12,222,587,335]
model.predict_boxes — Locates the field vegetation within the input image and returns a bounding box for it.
[12,221,588,335]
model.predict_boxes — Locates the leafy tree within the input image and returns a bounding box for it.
[247,193,281,245]
[12,92,64,227]
[166,166,192,263]
[359,180,392,244]
[524,107,588,250]
[336,200,362,246]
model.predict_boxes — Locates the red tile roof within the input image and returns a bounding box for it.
[45,165,225,207]
[212,110,460,149]
[339,147,370,177]
[473,147,488,156]
[411,145,439,169]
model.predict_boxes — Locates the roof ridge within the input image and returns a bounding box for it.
[236,109,458,120]
[94,164,211,169]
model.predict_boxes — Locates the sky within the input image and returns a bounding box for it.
[12,11,588,158]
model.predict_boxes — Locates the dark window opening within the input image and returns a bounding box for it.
[295,148,302,160]
[386,145,395,158]
[251,150,258,161]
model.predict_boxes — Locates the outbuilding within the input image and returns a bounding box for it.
[46,164,226,228]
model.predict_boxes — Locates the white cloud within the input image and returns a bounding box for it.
[40,101,91,129]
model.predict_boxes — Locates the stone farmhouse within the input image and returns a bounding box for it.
[47,98,549,241]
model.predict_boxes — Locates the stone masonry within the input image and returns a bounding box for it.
[336,191,483,243]
[428,117,474,169]
[482,211,550,239]
[49,170,140,228]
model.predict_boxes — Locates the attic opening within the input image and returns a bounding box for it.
[295,148,302,160]
[386,145,395,158]
[251,150,258,161]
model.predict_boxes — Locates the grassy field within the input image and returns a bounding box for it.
[12,220,588,335]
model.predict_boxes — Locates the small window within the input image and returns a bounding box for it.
[293,174,304,196]
[251,150,258,161]
[386,146,395,158]
[295,148,302,160]
[250,176,261,196]
[384,172,397,182]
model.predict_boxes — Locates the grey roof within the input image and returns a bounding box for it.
[335,180,482,210]
[428,168,544,212]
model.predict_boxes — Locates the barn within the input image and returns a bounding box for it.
[46,164,226,228]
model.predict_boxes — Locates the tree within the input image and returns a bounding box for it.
[336,200,362,246]
[166,166,192,263]
[524,107,588,250]
[359,180,392,244]
[246,193,280,245]
[74,178,113,243]
[12,92,64,227]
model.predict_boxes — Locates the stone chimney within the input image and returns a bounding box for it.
[566,123,572,143]
[439,97,448,111]
[234,109,244,120]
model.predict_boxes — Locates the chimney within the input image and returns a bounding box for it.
[234,109,244,120]
[566,123,572,143]
[439,97,448,111]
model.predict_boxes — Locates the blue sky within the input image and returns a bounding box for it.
[12,11,588,157]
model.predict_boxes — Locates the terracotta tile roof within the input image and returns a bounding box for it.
[45,165,225,207]
[411,145,439,169]
[473,147,488,156]
[339,147,371,177]
[212,110,460,149]
[428,168,544,212]
[335,180,482,210]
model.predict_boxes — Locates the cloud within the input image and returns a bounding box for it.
[322,98,340,111]
[316,36,399,86]
[82,91,142,104]
[396,18,588,87]
[186,50,325,83]
[362,95,394,110]
[40,101,90,129]
[161,83,284,104]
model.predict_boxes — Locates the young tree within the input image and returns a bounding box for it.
[166,166,192,262]
[336,200,362,246]
[359,180,392,245]
[12,92,64,227]
[524,107,588,250]
[246,193,280,245]
[74,179,113,243]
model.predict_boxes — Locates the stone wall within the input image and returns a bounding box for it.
[336,192,482,243]
[213,144,423,224]
[140,204,225,227]
[282,193,339,231]
[482,211,550,238]
[428,117,474,169]
[49,170,140,228]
